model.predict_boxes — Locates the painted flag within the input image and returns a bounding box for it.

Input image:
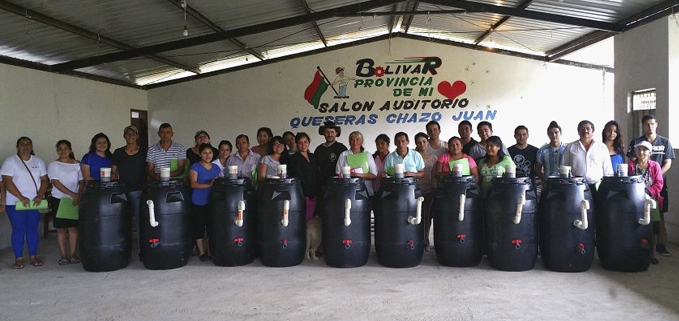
[304,70,328,109]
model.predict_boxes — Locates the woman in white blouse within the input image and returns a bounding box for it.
[48,140,85,265]
[1,137,49,269]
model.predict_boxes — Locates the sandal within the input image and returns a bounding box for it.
[29,257,43,267]
[13,259,24,269]
[58,258,69,265]
[69,257,81,264]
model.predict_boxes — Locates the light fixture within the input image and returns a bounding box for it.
[182,0,188,36]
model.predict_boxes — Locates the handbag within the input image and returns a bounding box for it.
[15,155,49,211]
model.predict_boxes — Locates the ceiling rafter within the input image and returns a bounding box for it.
[387,4,399,34]
[623,0,679,30]
[421,0,624,32]
[299,0,328,47]
[403,1,419,33]
[50,0,405,72]
[473,0,534,45]
[166,0,265,60]
[0,0,200,74]
[546,0,679,61]
[339,9,467,17]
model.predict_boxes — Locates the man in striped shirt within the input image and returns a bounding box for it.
[146,123,187,180]
[536,121,566,183]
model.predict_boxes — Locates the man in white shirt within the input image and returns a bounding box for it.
[562,120,613,186]
[426,121,448,158]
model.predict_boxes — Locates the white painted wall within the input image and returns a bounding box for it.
[615,16,679,244]
[149,37,612,152]
[0,64,147,250]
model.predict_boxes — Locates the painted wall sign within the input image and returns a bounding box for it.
[295,56,497,129]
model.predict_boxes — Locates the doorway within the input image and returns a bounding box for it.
[131,109,149,151]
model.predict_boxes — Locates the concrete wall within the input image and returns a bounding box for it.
[0,64,147,250]
[667,15,679,244]
[669,14,679,136]
[148,37,612,151]
[614,16,670,136]
[615,16,679,244]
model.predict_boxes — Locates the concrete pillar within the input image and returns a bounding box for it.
[615,15,679,244]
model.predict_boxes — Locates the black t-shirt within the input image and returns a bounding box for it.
[627,135,675,164]
[280,150,296,165]
[313,141,347,186]
[508,144,539,181]
[287,152,320,198]
[462,138,478,155]
[186,147,219,165]
[111,147,147,191]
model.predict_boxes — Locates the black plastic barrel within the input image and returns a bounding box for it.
[78,181,131,272]
[139,180,191,270]
[595,176,652,272]
[321,177,371,268]
[374,177,425,268]
[484,177,538,271]
[432,175,482,267]
[209,177,257,266]
[539,177,595,272]
[257,178,305,267]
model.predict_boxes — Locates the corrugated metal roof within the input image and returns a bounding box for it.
[0,11,119,64]
[238,24,321,53]
[408,2,502,44]
[527,0,668,23]
[0,0,673,86]
[160,40,244,69]
[16,0,215,48]
[319,16,391,40]
[489,17,593,54]
[75,58,180,84]
[189,0,306,30]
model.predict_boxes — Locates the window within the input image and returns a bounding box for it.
[631,88,656,111]
[628,88,656,139]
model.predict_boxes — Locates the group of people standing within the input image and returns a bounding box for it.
[0,127,146,269]
[0,114,673,268]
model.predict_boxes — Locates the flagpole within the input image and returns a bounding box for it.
[317,66,339,96]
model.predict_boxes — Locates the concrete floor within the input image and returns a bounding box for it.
[0,237,678,321]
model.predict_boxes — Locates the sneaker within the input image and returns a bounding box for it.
[651,257,659,265]
[657,244,671,257]
[199,253,210,262]
[191,245,199,256]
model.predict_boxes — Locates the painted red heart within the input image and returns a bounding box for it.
[437,80,467,100]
